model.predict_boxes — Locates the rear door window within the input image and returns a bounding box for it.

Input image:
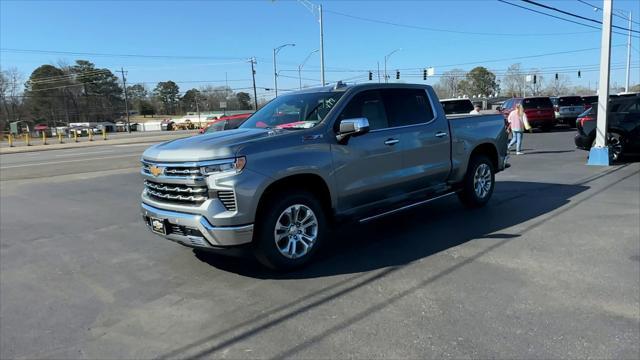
[441,100,473,114]
[523,97,553,109]
[383,89,435,127]
[559,96,582,106]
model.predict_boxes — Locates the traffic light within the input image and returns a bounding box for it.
[578,70,581,78]
[423,69,427,80]
[533,75,537,84]
[368,71,373,81]
[396,71,400,79]
[555,73,558,80]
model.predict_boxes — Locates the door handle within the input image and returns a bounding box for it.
[384,138,399,146]
[435,131,448,138]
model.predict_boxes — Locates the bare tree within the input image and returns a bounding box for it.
[502,63,524,97]
[437,69,466,98]
[544,74,571,96]
[0,67,24,123]
[525,69,544,96]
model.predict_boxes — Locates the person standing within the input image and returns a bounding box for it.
[469,103,482,114]
[507,103,528,155]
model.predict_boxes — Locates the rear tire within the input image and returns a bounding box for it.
[592,133,625,161]
[458,155,495,208]
[253,190,327,271]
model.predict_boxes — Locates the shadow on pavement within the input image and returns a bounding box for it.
[195,181,588,279]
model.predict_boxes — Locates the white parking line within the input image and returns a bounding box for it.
[0,154,140,169]
[114,143,156,148]
[54,150,116,157]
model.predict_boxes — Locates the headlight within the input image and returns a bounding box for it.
[200,157,246,176]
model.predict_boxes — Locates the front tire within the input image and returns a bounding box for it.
[458,155,495,208]
[253,190,327,271]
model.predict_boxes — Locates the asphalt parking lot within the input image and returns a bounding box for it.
[1,129,639,359]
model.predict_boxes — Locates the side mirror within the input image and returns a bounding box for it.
[336,117,370,143]
[496,106,502,111]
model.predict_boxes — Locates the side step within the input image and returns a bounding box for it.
[358,191,458,223]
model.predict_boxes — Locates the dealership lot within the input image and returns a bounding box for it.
[1,130,638,359]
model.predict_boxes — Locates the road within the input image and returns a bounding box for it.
[1,130,639,359]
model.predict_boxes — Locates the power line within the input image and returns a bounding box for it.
[324,8,597,37]
[0,48,248,60]
[522,0,639,33]
[497,0,639,38]
[576,0,640,26]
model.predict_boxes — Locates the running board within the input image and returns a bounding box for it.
[358,191,458,223]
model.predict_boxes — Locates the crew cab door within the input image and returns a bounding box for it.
[380,88,451,193]
[331,90,406,211]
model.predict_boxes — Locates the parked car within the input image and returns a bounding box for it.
[555,96,584,127]
[440,98,474,115]
[580,95,598,110]
[140,83,509,270]
[499,96,556,131]
[574,94,640,160]
[199,113,253,134]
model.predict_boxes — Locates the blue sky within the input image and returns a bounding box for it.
[1,0,639,100]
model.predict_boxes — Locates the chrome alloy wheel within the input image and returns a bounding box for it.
[274,204,318,259]
[608,134,623,161]
[473,163,492,199]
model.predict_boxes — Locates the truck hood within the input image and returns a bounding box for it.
[142,128,279,162]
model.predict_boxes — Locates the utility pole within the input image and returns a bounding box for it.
[624,11,632,93]
[119,67,131,133]
[250,58,258,110]
[319,3,325,86]
[195,93,201,127]
[588,0,613,166]
[377,62,381,83]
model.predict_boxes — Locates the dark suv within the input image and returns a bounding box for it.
[500,97,556,131]
[575,94,640,160]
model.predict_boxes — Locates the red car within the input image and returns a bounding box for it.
[199,113,253,134]
[499,97,556,131]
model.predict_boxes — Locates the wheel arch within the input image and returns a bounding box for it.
[255,173,333,221]
[470,142,499,170]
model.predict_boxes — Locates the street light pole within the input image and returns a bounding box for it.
[384,49,400,83]
[319,4,325,86]
[273,43,295,98]
[295,1,326,85]
[298,49,319,89]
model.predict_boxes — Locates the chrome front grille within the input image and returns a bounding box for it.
[141,161,203,178]
[145,180,209,204]
[217,190,237,211]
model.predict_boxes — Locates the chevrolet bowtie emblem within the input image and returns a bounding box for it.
[149,165,164,177]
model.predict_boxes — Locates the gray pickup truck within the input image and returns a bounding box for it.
[141,83,509,270]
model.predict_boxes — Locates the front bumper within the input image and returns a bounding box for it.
[141,203,253,249]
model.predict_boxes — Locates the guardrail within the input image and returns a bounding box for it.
[1,129,197,150]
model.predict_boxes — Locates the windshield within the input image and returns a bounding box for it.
[241,92,344,130]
